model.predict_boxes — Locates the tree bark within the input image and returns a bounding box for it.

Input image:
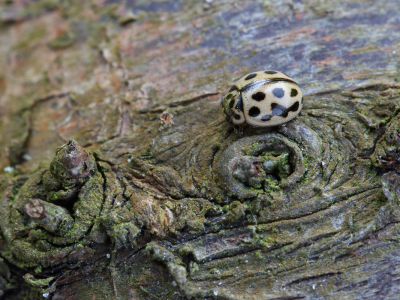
[1,0,400,299]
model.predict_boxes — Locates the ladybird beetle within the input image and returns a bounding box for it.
[221,70,303,127]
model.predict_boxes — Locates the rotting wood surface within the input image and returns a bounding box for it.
[1,0,400,299]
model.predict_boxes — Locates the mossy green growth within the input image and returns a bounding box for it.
[179,244,195,257]
[226,201,247,222]
[12,26,47,50]
[257,235,276,250]
[264,176,281,193]
[189,261,199,277]
[117,12,137,26]
[269,152,290,178]
[48,139,96,189]
[48,31,76,50]
[245,140,262,155]
[23,0,60,16]
[23,274,54,288]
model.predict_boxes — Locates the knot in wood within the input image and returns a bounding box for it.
[218,133,305,199]
[50,139,96,185]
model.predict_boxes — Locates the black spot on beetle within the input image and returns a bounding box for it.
[261,115,272,121]
[261,101,300,121]
[249,106,260,117]
[271,101,300,117]
[229,99,235,108]
[292,101,300,111]
[251,92,266,101]
[264,71,277,74]
[234,114,241,120]
[229,86,238,92]
[291,89,298,97]
[272,88,284,98]
[245,73,257,80]
[270,103,286,117]
[235,98,243,111]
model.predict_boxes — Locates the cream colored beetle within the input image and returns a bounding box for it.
[221,70,303,127]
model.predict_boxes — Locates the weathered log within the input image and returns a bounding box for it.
[1,0,400,299]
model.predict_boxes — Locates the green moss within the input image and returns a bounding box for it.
[12,26,47,50]
[382,115,392,124]
[264,176,280,192]
[189,261,199,277]
[226,201,247,222]
[257,236,276,250]
[48,31,76,50]
[23,273,54,287]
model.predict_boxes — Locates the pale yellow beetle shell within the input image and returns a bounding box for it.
[221,70,303,127]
